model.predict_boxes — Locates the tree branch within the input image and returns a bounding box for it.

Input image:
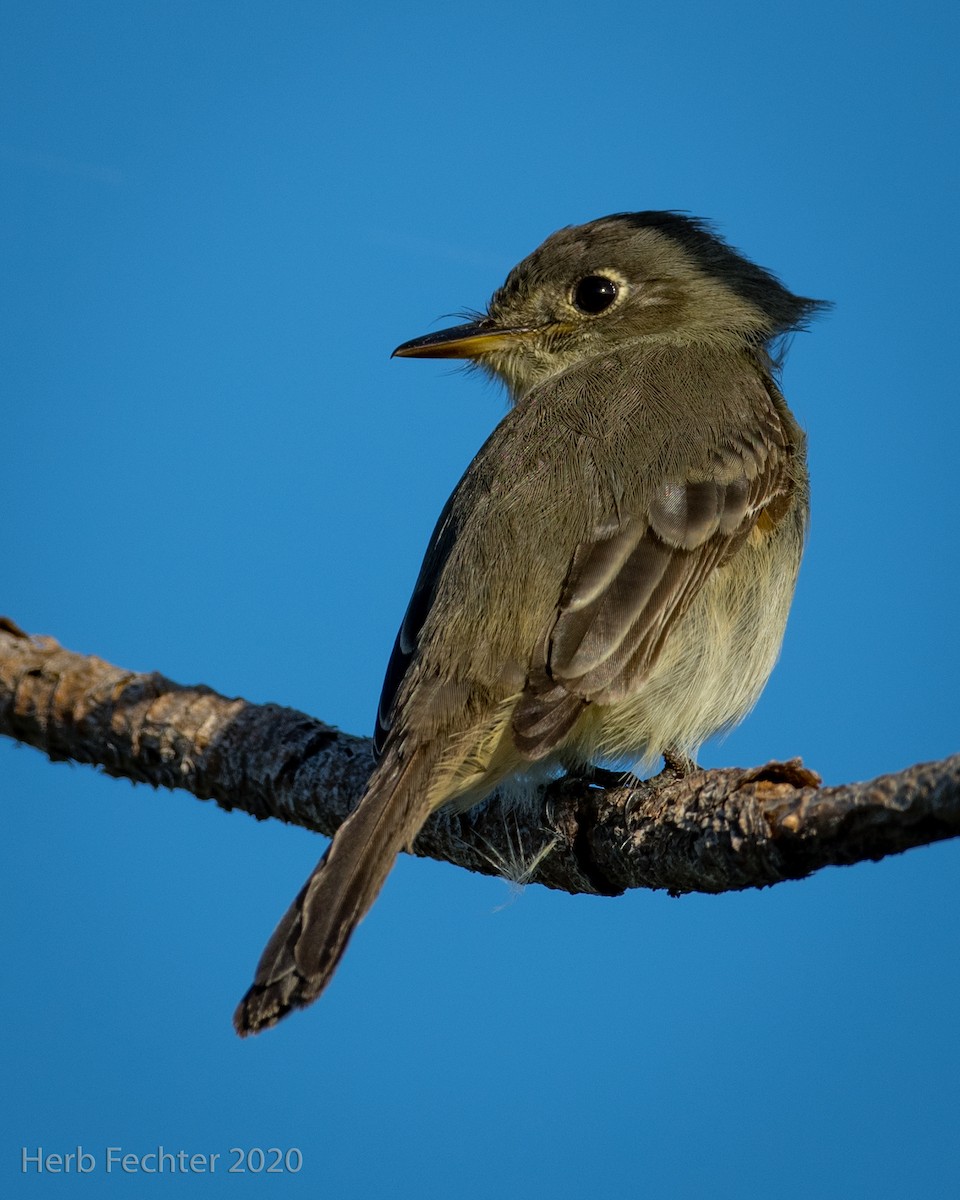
[2,617,958,897]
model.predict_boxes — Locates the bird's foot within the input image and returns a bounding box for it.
[623,749,698,818]
[645,747,698,789]
[568,763,630,790]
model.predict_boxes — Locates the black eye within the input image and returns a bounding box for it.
[572,275,619,314]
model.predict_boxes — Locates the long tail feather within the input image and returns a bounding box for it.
[234,747,431,1036]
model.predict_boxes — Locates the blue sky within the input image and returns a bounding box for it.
[2,2,958,1196]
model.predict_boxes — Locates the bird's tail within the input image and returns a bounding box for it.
[233,746,433,1036]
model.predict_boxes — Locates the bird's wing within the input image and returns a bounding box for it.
[511,413,794,759]
[374,490,461,758]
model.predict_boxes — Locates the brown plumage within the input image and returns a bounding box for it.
[234,212,826,1035]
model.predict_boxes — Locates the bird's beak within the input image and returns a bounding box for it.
[392,319,537,360]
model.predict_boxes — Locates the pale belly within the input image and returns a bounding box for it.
[566,521,803,769]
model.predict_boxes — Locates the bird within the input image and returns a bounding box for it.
[234,211,827,1035]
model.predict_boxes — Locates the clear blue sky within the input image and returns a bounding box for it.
[2,2,958,1196]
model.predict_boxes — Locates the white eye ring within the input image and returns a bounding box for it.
[570,269,628,315]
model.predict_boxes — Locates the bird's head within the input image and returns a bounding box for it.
[393,212,828,399]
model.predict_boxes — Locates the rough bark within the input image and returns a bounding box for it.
[2,617,958,897]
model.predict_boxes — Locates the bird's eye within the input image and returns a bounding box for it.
[572,275,619,315]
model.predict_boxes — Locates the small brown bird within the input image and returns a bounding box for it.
[234,211,826,1035]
